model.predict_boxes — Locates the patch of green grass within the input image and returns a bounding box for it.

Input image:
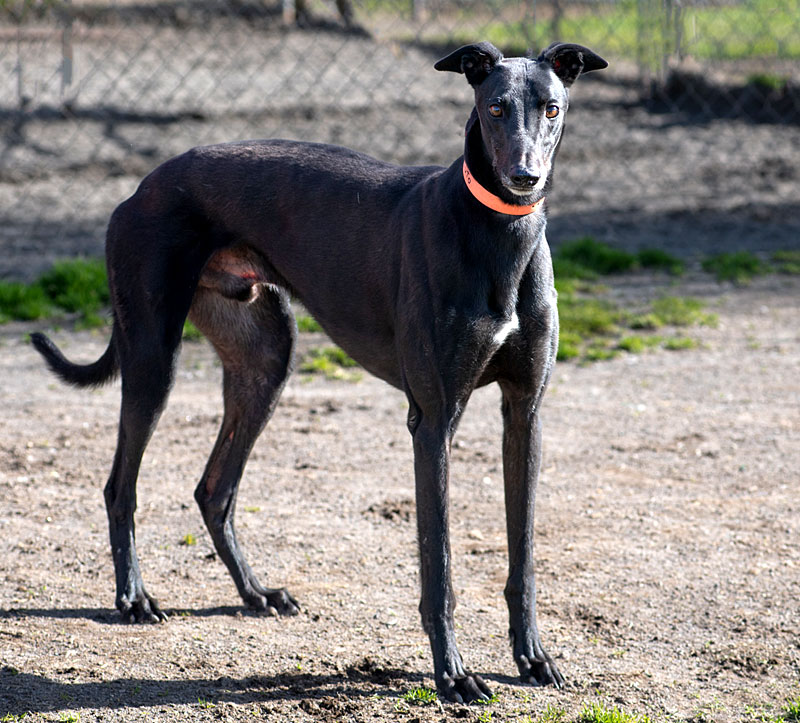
[650,296,717,327]
[300,346,362,381]
[554,239,684,282]
[411,0,800,62]
[557,238,638,276]
[617,335,647,353]
[0,258,109,327]
[782,696,800,721]
[702,251,769,283]
[297,314,323,332]
[0,281,52,323]
[637,248,685,275]
[556,291,622,361]
[182,320,204,341]
[553,276,581,297]
[538,705,568,723]
[579,701,652,723]
[747,72,789,92]
[401,687,438,705]
[38,258,109,323]
[743,703,780,723]
[684,0,800,60]
[663,336,698,350]
[584,343,619,362]
[552,239,716,361]
[772,250,800,274]
[311,346,357,368]
[556,331,583,361]
[559,295,621,337]
[626,312,663,330]
[552,257,599,282]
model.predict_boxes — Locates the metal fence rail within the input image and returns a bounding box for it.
[1,0,798,279]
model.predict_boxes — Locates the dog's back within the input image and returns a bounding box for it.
[112,139,449,383]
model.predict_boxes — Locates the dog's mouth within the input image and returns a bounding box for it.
[506,183,538,197]
[503,177,545,198]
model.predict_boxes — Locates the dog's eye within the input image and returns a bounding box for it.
[488,103,503,118]
[545,104,559,119]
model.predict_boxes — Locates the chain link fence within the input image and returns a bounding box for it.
[1,0,798,279]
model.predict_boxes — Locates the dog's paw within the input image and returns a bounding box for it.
[248,586,300,617]
[516,652,564,689]
[118,593,168,624]
[437,672,493,704]
[264,587,300,617]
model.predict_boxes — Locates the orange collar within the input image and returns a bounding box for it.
[462,161,544,216]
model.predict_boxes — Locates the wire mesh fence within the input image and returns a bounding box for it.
[1,0,798,279]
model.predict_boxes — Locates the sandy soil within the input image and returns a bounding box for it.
[1,271,798,722]
[2,15,799,723]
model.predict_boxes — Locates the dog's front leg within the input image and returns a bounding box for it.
[408,404,492,703]
[500,385,564,688]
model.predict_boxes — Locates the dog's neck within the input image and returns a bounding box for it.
[463,109,503,199]
[462,161,544,216]
[458,109,550,316]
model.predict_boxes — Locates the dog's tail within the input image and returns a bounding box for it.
[31,329,119,388]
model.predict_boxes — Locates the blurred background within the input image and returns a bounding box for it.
[1,0,798,280]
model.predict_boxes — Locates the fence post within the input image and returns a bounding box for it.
[552,0,563,43]
[16,29,25,110]
[636,0,666,82]
[527,0,538,53]
[282,0,296,25]
[61,0,73,97]
[672,0,684,61]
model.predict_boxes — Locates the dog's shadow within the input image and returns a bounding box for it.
[0,605,251,625]
[0,668,429,716]
[1,607,526,714]
[0,605,338,623]
[0,606,434,715]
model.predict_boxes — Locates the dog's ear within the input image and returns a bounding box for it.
[434,42,504,86]
[537,42,607,87]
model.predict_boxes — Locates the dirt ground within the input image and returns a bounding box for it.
[2,17,800,723]
[1,270,798,722]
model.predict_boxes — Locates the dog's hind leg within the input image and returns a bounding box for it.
[189,280,299,615]
[106,310,187,623]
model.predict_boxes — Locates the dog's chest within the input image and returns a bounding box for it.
[492,311,520,346]
[459,306,522,357]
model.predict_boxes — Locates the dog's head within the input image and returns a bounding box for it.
[435,41,607,201]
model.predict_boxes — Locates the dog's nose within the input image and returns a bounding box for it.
[510,171,540,189]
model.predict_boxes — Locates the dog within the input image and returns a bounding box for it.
[32,40,607,702]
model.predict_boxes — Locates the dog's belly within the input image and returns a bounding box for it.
[198,246,270,301]
[197,244,404,387]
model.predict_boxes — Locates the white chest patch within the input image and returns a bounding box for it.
[493,311,520,347]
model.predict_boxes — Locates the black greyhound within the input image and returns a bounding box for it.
[32,41,606,702]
